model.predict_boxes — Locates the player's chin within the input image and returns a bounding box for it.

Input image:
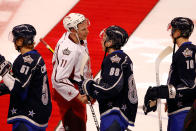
[81,35,88,40]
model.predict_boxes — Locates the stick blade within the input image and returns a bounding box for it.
[155,46,173,70]
[156,46,173,63]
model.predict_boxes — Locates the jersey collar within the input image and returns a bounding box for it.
[111,50,123,54]
[181,42,192,46]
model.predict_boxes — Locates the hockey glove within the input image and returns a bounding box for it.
[0,54,12,76]
[78,79,96,98]
[143,86,158,115]
[144,85,176,100]
[143,85,176,115]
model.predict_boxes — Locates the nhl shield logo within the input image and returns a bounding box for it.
[63,48,71,55]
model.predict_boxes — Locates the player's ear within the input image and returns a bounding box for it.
[175,29,181,37]
[15,38,23,46]
[105,40,112,47]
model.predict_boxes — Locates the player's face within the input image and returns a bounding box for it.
[101,33,107,51]
[77,20,89,40]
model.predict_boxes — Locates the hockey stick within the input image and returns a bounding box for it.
[40,38,54,53]
[155,46,173,131]
[80,53,100,131]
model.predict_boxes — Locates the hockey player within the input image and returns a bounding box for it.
[0,24,52,131]
[143,17,195,131]
[79,25,138,131]
[51,13,92,131]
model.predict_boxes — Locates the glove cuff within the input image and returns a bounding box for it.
[83,79,94,96]
[0,61,10,76]
[168,84,176,99]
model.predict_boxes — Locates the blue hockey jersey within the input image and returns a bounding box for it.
[84,50,138,126]
[7,50,52,128]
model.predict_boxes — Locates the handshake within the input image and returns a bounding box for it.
[77,78,96,103]
[78,78,95,96]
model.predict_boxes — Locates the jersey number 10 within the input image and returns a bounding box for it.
[186,60,194,69]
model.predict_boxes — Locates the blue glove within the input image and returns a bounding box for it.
[0,54,12,76]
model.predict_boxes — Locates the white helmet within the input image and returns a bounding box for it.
[63,13,86,32]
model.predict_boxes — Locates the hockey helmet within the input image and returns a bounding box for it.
[11,24,36,45]
[100,25,128,49]
[63,13,89,32]
[168,17,194,38]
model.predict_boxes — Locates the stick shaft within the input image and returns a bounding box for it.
[155,46,172,131]
[40,38,54,54]
[80,53,100,131]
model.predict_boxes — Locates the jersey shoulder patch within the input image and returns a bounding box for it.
[182,48,193,58]
[110,54,121,63]
[23,55,34,64]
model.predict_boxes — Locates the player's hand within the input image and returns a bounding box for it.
[77,94,88,104]
[143,100,157,115]
[0,54,12,76]
[78,78,97,100]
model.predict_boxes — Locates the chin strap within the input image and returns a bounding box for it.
[16,45,22,52]
[172,35,182,61]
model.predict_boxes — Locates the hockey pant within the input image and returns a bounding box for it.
[12,121,46,131]
[53,89,87,131]
[100,112,128,131]
[168,110,189,131]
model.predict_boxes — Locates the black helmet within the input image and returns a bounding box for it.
[12,24,36,45]
[170,17,194,38]
[105,25,128,49]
